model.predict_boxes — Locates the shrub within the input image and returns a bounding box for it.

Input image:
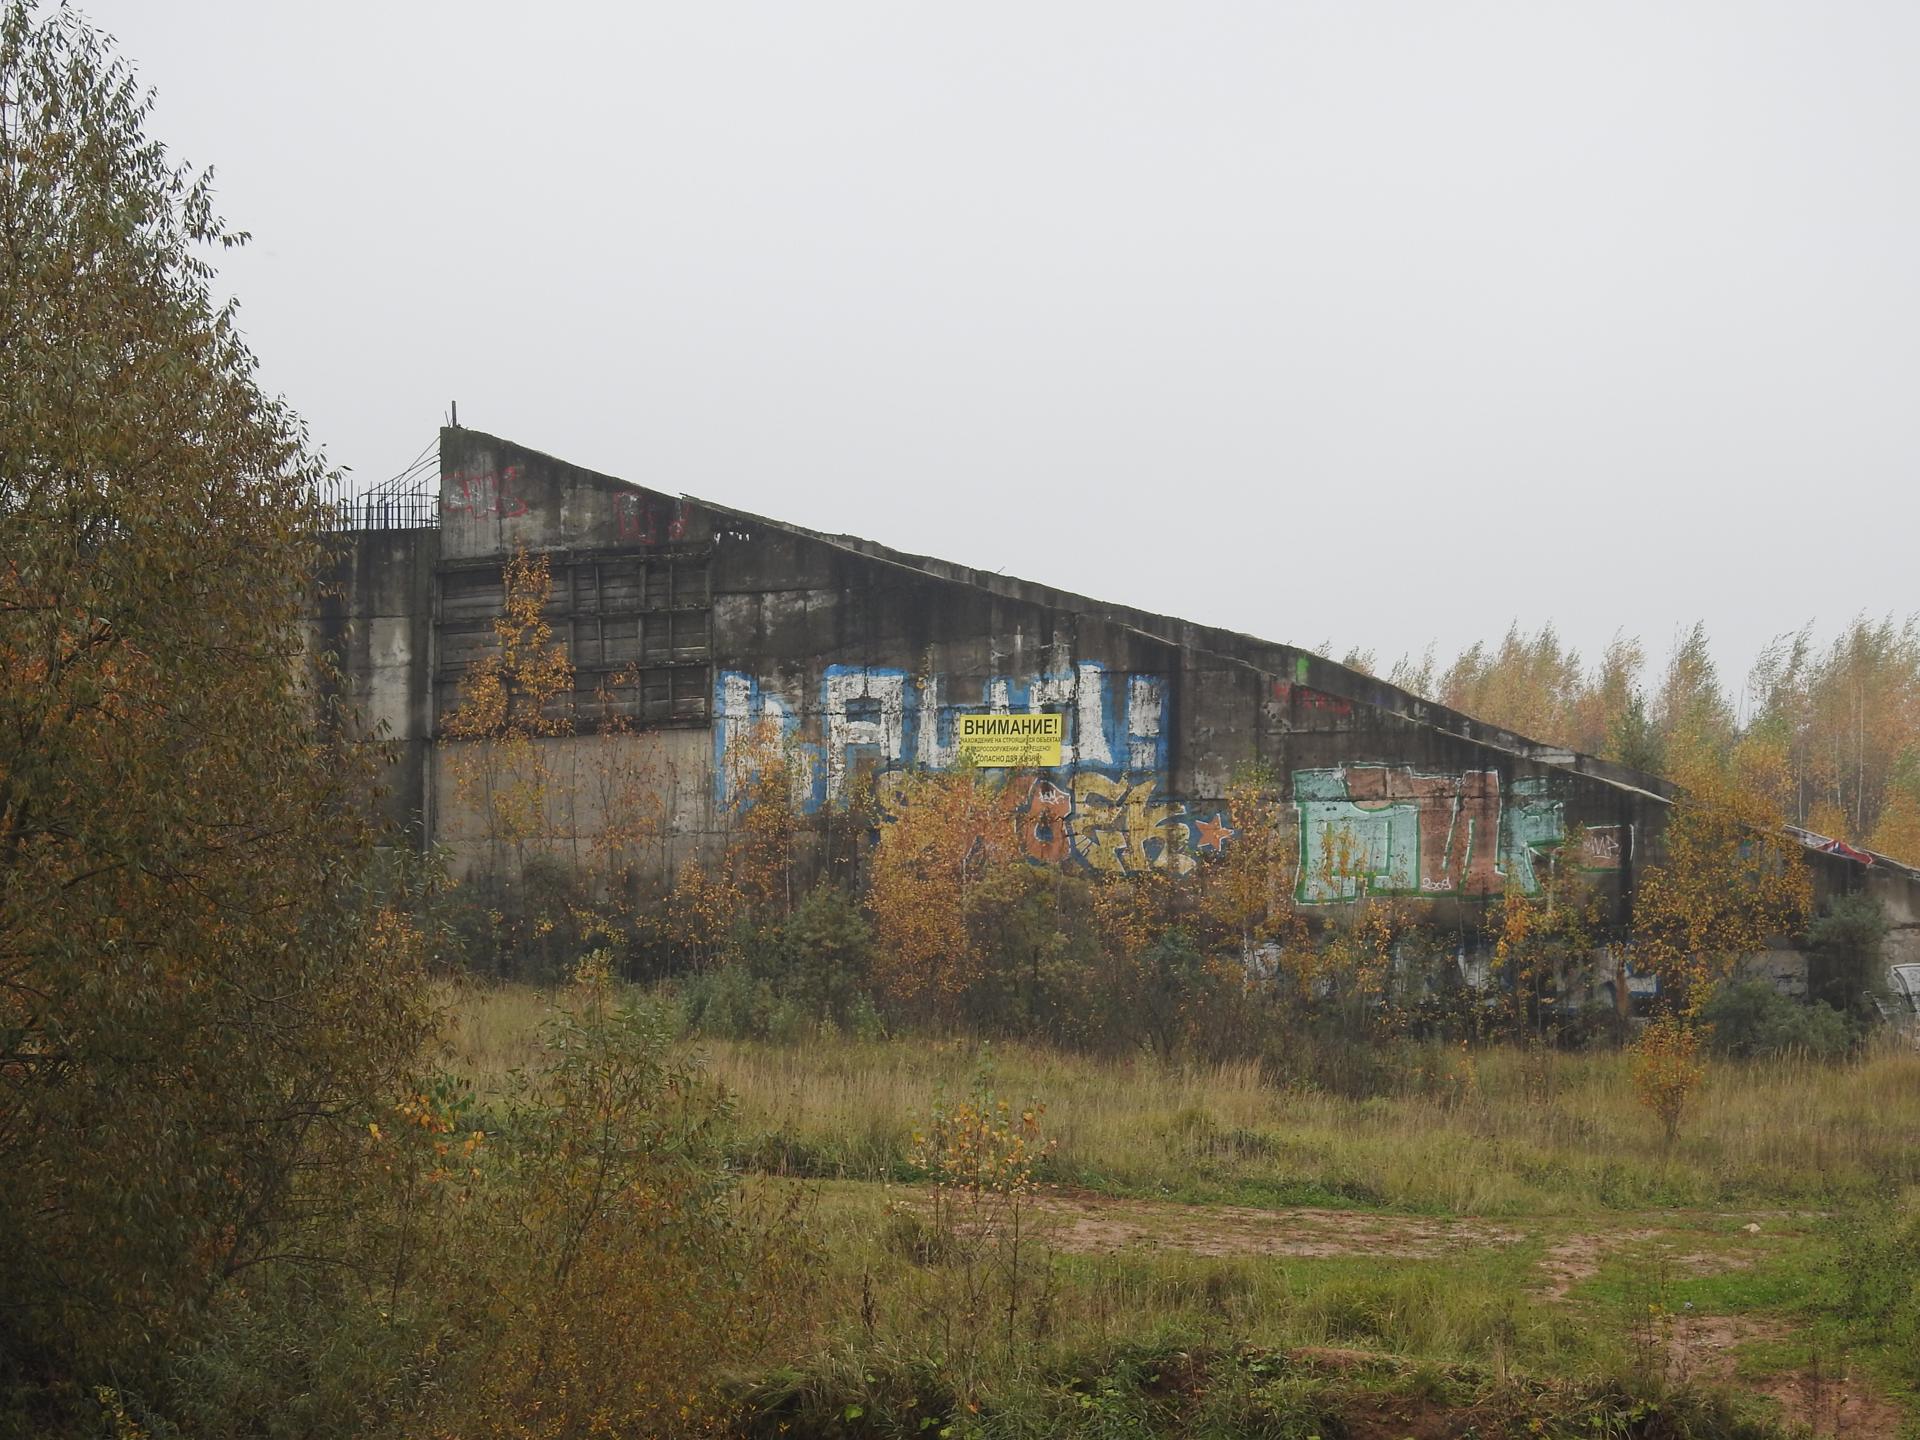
[434,974,814,1438]
[1700,979,1852,1060]
[904,1070,1058,1405]
[1829,1191,1920,1389]
[771,885,877,1029]
[1630,1014,1704,1144]
[682,962,799,1041]
[1805,893,1890,1021]
[681,887,883,1040]
[444,853,600,982]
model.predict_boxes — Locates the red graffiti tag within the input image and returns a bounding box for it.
[1344,767,1503,894]
[614,493,690,545]
[442,465,527,519]
[1273,681,1352,717]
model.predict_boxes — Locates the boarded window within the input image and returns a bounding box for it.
[435,547,713,729]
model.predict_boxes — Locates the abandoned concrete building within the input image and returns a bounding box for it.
[316,426,1920,994]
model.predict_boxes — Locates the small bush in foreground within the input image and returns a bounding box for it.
[1631,1014,1706,1145]
[1829,1190,1920,1390]
[434,966,815,1439]
[1701,980,1852,1060]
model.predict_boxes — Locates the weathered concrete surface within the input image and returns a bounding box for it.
[316,426,1920,960]
[314,527,437,835]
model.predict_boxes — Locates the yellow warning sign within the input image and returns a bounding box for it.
[955,712,1063,768]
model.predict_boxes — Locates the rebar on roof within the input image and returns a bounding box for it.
[319,439,441,531]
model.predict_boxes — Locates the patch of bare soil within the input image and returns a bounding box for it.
[1284,1345,1389,1371]
[1671,1249,1758,1275]
[1337,1397,1465,1440]
[1536,1228,1664,1299]
[1664,1313,1787,1384]
[1033,1191,1522,1260]
[1754,1363,1908,1439]
[1535,1221,1773,1300]
[1665,1314,1905,1439]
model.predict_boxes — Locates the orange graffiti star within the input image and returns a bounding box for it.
[1192,815,1234,851]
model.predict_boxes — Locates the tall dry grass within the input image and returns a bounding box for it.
[439,982,1920,1215]
[704,1033,1920,1213]
[435,979,554,1092]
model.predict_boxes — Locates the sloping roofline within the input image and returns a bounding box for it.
[440,425,1920,875]
[684,487,1679,806]
[690,492,1920,877]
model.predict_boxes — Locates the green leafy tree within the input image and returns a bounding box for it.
[1804,892,1889,1022]
[0,3,428,1417]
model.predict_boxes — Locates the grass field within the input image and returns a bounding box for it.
[441,982,1920,1438]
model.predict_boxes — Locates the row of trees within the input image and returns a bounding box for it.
[429,541,1842,1067]
[578,659,1827,1064]
[434,552,1836,1054]
[1343,617,1920,862]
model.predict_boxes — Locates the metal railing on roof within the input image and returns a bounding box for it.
[320,438,441,532]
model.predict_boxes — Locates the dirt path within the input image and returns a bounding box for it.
[1017,1191,1904,1437]
[1535,1226,1666,1298]
[1033,1190,1523,1260]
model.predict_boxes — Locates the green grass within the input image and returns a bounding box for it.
[552,1020,1920,1216]
[438,983,1920,1436]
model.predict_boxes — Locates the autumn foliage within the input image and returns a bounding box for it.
[441,544,576,874]
[902,1071,1058,1403]
[1382,616,1920,863]
[0,2,434,1411]
[431,969,813,1440]
[1630,1013,1706,1146]
[1632,752,1813,1019]
[866,763,1026,1019]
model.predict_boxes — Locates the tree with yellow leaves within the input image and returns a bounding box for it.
[1748,616,1920,858]
[1486,837,1604,1042]
[585,663,681,903]
[1632,746,1812,1019]
[1627,737,1810,1143]
[436,964,813,1439]
[440,545,575,882]
[1194,768,1306,962]
[905,1068,1057,1405]
[1629,1013,1704,1147]
[867,763,1026,1021]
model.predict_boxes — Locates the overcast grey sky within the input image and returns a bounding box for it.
[88,2,1917,702]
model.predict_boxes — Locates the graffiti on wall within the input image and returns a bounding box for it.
[1294,766,1627,904]
[710,677,1633,890]
[713,663,1226,875]
[442,465,526,519]
[1578,825,1627,870]
[1271,680,1353,718]
[863,769,1234,877]
[716,662,1169,810]
[614,493,689,545]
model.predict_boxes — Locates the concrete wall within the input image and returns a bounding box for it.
[316,427,1920,966]
[702,524,1650,929]
[315,527,437,835]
